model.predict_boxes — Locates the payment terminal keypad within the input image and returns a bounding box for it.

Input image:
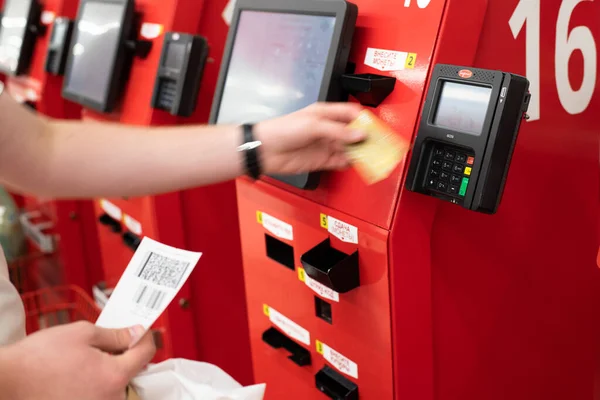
[425,143,474,198]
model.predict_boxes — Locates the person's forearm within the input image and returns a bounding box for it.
[0,94,246,198]
[42,119,246,197]
[0,346,17,399]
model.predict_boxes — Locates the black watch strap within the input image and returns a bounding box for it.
[238,124,262,179]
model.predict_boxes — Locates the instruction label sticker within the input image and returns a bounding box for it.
[41,11,55,25]
[140,23,163,39]
[123,214,142,236]
[298,268,339,302]
[100,199,122,221]
[222,0,236,25]
[316,340,359,379]
[326,216,358,244]
[264,305,310,346]
[257,211,293,241]
[364,48,417,72]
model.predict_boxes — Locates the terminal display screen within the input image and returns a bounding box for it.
[0,0,32,73]
[216,10,336,124]
[65,1,125,104]
[164,42,186,69]
[433,81,492,136]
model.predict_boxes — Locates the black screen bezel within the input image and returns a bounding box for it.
[209,0,356,190]
[61,0,134,113]
[0,0,41,76]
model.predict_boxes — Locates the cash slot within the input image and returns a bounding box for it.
[265,234,295,270]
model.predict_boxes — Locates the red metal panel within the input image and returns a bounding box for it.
[237,178,393,399]
[425,0,600,399]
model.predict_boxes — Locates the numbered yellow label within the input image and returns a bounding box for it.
[405,53,417,69]
[320,213,329,229]
[298,268,306,282]
[316,340,324,355]
[256,211,263,224]
[263,304,270,317]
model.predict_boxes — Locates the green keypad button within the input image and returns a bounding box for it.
[459,177,469,197]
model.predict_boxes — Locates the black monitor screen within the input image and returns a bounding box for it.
[215,10,336,124]
[433,81,492,136]
[65,1,125,104]
[0,0,32,73]
[164,42,186,69]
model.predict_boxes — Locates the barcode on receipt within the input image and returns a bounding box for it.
[134,284,166,310]
[137,251,190,288]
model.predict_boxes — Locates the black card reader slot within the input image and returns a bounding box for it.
[265,234,295,270]
[262,327,311,367]
[122,231,141,251]
[315,365,359,400]
[300,239,359,293]
[45,17,74,76]
[151,32,209,117]
[98,213,122,233]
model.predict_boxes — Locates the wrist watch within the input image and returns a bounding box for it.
[237,124,263,179]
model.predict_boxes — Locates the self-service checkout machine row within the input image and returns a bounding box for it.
[50,0,254,371]
[0,0,101,294]
[210,0,599,399]
[0,0,254,378]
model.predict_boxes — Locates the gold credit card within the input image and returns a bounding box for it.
[345,109,410,185]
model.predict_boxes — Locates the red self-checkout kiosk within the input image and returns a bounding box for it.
[210,0,599,399]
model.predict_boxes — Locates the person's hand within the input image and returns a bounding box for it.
[254,102,366,175]
[1,321,155,400]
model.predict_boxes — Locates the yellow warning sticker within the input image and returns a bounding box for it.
[316,340,324,355]
[298,268,306,282]
[320,213,328,229]
[405,53,417,69]
[263,304,270,317]
[256,211,263,224]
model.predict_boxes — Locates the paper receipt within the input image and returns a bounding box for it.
[95,237,202,334]
[345,109,410,185]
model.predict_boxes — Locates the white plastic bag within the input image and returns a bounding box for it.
[131,359,266,400]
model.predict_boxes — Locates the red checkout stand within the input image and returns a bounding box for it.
[58,0,251,373]
[0,0,100,293]
[209,0,600,399]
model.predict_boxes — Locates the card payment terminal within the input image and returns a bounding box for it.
[405,64,530,214]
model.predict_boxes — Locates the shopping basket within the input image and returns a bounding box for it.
[20,285,100,334]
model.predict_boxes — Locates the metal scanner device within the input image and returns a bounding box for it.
[151,32,208,117]
[45,17,74,76]
[406,64,530,214]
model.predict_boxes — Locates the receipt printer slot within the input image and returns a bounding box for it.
[262,327,311,367]
[300,239,359,293]
[315,365,359,400]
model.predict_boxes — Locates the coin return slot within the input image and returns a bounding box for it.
[262,327,311,366]
[265,234,295,270]
[300,238,359,293]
